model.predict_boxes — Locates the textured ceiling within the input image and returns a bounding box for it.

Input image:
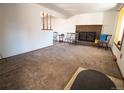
[40,3,118,18]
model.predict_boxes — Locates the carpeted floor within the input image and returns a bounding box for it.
[0,43,122,89]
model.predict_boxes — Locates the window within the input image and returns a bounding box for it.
[114,6,124,50]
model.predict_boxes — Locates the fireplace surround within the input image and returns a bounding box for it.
[76,25,102,46]
[76,25,102,41]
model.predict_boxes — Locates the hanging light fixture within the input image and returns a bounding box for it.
[41,12,53,30]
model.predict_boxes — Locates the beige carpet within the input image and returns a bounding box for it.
[0,43,122,89]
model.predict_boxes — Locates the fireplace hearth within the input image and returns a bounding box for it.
[78,32,96,42]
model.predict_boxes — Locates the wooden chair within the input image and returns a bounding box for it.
[99,34,112,49]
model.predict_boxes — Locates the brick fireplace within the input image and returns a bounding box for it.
[76,25,102,42]
[76,25,102,46]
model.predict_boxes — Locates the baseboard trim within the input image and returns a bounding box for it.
[109,47,117,62]
[0,44,53,60]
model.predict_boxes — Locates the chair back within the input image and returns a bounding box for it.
[100,34,112,43]
[70,33,78,40]
[66,33,72,39]
[53,32,58,41]
[100,34,108,42]
[106,35,112,44]
[70,33,75,40]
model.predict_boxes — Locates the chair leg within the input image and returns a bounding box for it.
[105,43,109,50]
[98,43,101,48]
[101,43,103,48]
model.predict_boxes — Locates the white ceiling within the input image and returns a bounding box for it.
[40,3,118,18]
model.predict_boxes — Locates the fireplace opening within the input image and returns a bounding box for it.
[78,32,96,42]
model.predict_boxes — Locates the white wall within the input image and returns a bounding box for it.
[102,11,118,47]
[0,4,53,58]
[53,12,104,35]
